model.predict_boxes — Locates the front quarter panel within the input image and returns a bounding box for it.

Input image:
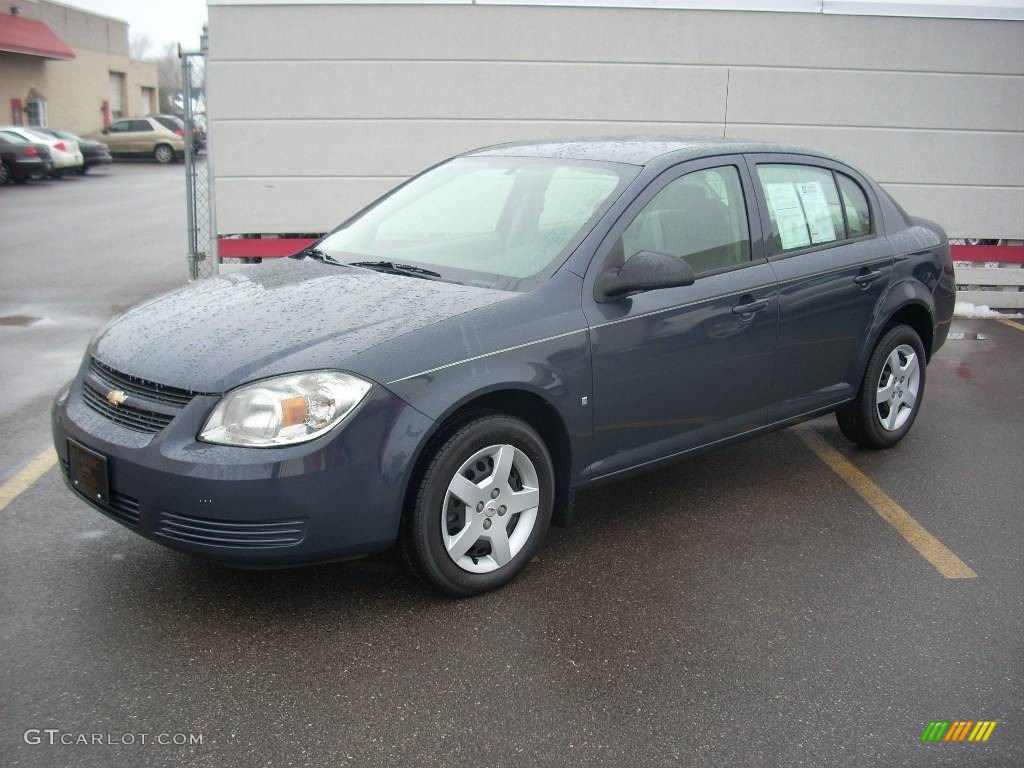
[384,273,593,482]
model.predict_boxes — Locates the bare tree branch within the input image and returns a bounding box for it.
[130,32,152,60]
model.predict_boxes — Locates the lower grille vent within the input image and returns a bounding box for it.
[156,512,306,549]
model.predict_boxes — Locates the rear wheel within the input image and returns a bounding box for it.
[154,144,174,164]
[836,324,926,448]
[402,414,553,597]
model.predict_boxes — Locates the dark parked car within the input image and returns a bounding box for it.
[0,132,53,183]
[35,129,112,173]
[52,138,954,596]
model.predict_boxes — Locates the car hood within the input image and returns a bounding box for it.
[91,258,515,392]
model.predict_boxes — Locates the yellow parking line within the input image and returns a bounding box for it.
[997,318,1024,332]
[798,430,977,580]
[0,448,57,513]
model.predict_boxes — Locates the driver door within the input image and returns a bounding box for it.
[583,157,779,479]
[104,120,133,155]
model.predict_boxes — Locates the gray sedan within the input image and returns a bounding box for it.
[52,137,954,596]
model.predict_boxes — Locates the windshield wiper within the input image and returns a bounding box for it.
[348,261,443,280]
[297,247,345,265]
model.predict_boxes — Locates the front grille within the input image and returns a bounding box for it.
[82,382,174,433]
[90,358,197,408]
[156,511,306,549]
[61,457,140,526]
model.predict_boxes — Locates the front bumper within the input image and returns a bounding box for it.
[51,365,434,567]
[84,153,112,167]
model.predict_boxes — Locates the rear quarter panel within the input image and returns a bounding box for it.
[859,220,951,375]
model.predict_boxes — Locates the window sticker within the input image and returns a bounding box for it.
[795,181,837,244]
[764,182,810,250]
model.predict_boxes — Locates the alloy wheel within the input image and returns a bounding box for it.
[441,444,540,574]
[875,344,920,431]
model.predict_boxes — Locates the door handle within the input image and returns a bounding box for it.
[854,269,883,287]
[731,297,769,316]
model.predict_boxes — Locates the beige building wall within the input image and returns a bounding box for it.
[0,0,158,135]
[207,2,1024,240]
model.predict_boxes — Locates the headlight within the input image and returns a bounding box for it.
[199,371,372,447]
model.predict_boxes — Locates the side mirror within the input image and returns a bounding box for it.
[102,127,110,134]
[595,250,696,301]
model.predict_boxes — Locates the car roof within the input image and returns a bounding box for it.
[464,136,834,166]
[0,126,47,137]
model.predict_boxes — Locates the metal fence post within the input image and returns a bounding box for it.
[201,29,219,277]
[181,51,198,279]
[180,31,216,280]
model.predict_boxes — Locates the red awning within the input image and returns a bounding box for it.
[0,14,76,60]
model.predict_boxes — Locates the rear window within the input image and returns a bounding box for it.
[152,116,182,132]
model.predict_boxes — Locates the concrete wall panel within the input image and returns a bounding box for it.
[209,5,1024,75]
[207,4,1024,238]
[211,61,728,122]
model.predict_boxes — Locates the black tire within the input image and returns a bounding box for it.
[402,414,554,597]
[0,161,10,185]
[836,324,927,449]
[154,144,174,164]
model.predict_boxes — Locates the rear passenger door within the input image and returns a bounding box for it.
[584,156,778,478]
[746,155,893,421]
[126,119,155,153]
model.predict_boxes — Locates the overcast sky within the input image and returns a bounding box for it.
[64,0,208,55]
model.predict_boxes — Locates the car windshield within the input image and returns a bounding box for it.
[314,156,637,291]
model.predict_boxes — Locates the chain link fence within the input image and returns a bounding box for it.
[181,41,217,280]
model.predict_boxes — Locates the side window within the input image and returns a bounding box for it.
[837,173,871,238]
[621,165,751,276]
[131,120,154,132]
[152,116,180,132]
[107,121,131,133]
[756,164,845,253]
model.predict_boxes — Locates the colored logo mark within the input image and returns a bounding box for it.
[921,721,997,742]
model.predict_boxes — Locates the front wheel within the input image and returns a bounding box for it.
[402,414,554,597]
[836,324,926,448]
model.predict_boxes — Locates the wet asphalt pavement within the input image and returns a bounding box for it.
[1,166,1021,767]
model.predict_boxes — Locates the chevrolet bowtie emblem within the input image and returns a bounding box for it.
[106,389,128,406]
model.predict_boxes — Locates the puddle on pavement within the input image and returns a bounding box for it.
[0,315,42,327]
[948,332,989,341]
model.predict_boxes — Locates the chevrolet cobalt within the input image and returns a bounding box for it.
[53,138,954,596]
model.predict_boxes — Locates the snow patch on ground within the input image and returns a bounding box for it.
[954,302,1023,319]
